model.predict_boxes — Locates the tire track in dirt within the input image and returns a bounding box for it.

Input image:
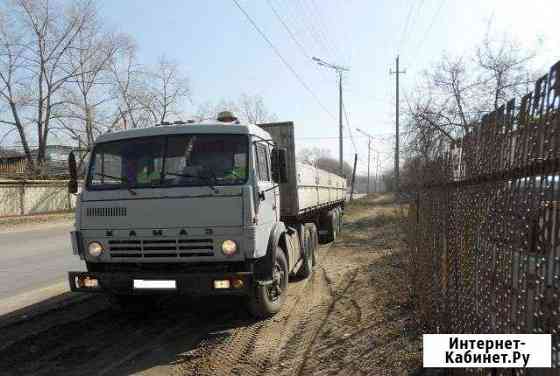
[174,244,333,376]
[269,267,332,376]
[292,268,360,376]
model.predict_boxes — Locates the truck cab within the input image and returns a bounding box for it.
[68,117,344,317]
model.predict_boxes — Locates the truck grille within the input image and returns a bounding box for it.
[86,207,127,217]
[108,238,214,258]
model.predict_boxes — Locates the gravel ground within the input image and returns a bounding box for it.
[0,194,422,375]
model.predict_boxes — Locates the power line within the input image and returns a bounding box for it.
[406,0,425,51]
[271,1,332,84]
[308,0,340,60]
[266,0,312,61]
[398,0,416,54]
[232,0,337,121]
[293,0,333,60]
[415,0,446,55]
[398,0,426,57]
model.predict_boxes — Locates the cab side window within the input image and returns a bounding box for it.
[255,143,270,182]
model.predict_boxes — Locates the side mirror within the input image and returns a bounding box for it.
[271,148,288,183]
[68,151,78,194]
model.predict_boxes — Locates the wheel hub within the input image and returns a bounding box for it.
[267,262,284,301]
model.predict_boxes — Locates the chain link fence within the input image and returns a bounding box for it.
[407,60,560,373]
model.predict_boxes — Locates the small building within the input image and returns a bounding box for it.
[0,148,26,175]
[0,145,75,178]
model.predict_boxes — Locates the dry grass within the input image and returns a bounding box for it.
[307,192,423,375]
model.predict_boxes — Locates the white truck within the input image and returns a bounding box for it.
[67,117,346,317]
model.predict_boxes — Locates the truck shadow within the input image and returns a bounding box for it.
[0,294,258,376]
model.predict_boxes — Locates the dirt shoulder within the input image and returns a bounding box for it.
[296,193,423,375]
[0,194,421,376]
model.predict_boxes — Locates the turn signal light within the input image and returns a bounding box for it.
[231,278,244,289]
[75,275,99,289]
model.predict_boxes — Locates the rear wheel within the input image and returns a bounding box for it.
[248,248,289,318]
[336,207,343,233]
[321,210,338,243]
[297,226,314,279]
[307,223,319,265]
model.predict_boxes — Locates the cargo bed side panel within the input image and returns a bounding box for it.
[257,122,347,218]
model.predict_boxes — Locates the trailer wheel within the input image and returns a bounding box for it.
[319,209,338,243]
[336,208,343,234]
[307,223,319,265]
[297,226,314,278]
[248,248,288,318]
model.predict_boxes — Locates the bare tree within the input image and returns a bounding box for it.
[297,147,330,165]
[194,94,276,124]
[109,39,151,130]
[406,32,536,161]
[238,94,277,124]
[138,56,190,124]
[297,147,351,180]
[475,33,536,112]
[0,0,102,173]
[54,12,126,147]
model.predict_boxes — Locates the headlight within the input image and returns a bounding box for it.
[87,241,104,257]
[221,240,238,256]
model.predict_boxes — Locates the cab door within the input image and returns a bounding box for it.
[254,142,278,254]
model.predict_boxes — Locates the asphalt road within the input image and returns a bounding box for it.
[0,223,85,301]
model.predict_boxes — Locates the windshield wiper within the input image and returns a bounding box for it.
[198,165,219,193]
[165,169,218,193]
[94,173,137,195]
[164,172,199,179]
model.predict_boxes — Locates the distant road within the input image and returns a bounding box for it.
[0,223,85,301]
[347,193,367,200]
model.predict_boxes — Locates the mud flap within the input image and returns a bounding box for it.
[253,222,287,281]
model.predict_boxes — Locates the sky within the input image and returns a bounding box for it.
[58,1,560,174]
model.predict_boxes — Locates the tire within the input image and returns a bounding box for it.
[297,227,314,279]
[337,207,343,234]
[307,223,318,266]
[248,248,289,318]
[322,210,338,243]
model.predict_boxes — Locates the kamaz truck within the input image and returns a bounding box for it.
[67,116,346,317]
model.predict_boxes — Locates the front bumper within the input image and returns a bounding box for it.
[68,271,253,296]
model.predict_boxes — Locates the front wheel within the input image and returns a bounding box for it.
[248,248,289,318]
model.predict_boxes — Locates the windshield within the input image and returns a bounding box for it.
[87,134,248,190]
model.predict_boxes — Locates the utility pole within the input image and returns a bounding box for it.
[339,76,343,175]
[390,56,405,192]
[374,150,380,193]
[349,153,357,200]
[313,56,349,175]
[356,128,374,195]
[367,137,371,194]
